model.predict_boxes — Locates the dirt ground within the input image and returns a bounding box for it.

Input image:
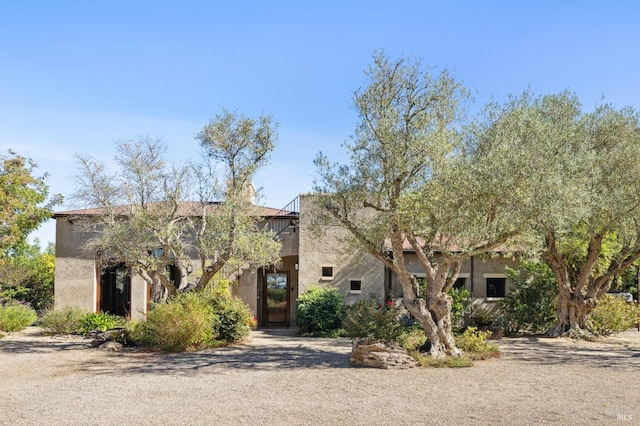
[1,327,639,425]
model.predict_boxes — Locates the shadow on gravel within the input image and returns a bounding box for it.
[63,330,353,376]
[499,336,640,369]
[0,334,91,354]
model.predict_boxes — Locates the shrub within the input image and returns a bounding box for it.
[455,326,500,359]
[590,295,639,335]
[0,301,37,332]
[411,351,474,368]
[449,287,471,324]
[499,262,557,335]
[396,326,427,351]
[39,307,86,334]
[211,295,252,344]
[468,305,496,328]
[139,292,218,352]
[296,286,345,337]
[343,296,403,340]
[76,312,125,335]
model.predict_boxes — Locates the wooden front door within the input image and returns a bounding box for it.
[262,271,290,327]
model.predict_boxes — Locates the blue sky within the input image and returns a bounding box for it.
[1,1,639,245]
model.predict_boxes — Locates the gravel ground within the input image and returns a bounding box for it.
[1,327,639,425]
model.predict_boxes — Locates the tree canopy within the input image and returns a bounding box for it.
[0,151,61,256]
[73,111,282,303]
[485,91,640,336]
[314,52,533,357]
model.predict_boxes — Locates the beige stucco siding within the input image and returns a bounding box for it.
[393,252,518,300]
[298,194,385,304]
[54,218,97,312]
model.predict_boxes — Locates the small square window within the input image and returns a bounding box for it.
[320,266,334,280]
[486,278,506,298]
[350,280,362,293]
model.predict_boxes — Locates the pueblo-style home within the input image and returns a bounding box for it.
[54,194,515,327]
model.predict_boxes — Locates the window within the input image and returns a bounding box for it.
[321,266,334,280]
[486,277,506,298]
[453,277,466,290]
[350,280,362,293]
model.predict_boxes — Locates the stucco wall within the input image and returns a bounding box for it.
[393,252,518,300]
[54,218,152,319]
[54,218,97,313]
[298,194,385,304]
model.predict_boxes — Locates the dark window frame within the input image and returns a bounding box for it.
[486,277,506,298]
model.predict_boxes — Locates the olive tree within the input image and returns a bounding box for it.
[483,91,640,337]
[73,111,282,303]
[314,53,530,358]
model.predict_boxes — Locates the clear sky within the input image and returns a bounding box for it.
[1,1,639,246]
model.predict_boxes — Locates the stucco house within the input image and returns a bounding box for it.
[54,193,516,328]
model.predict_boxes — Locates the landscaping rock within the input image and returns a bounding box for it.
[97,341,123,352]
[88,327,128,348]
[351,338,418,369]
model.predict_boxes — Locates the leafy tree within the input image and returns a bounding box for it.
[0,151,61,254]
[192,110,282,288]
[485,92,640,337]
[314,53,530,357]
[73,112,282,303]
[0,241,55,310]
[74,137,193,302]
[500,261,557,335]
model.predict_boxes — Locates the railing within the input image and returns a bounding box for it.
[265,196,300,237]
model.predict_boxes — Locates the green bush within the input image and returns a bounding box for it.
[39,307,86,334]
[449,287,471,324]
[590,295,639,335]
[0,301,37,332]
[77,312,125,335]
[139,292,218,352]
[411,352,474,368]
[396,326,427,351]
[343,296,403,340]
[499,262,558,335]
[468,305,496,327]
[211,295,252,344]
[455,326,499,358]
[296,286,345,337]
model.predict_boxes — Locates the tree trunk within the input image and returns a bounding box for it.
[401,275,461,358]
[141,270,175,304]
[545,291,596,338]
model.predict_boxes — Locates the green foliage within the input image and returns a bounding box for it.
[455,327,500,357]
[123,319,144,343]
[0,241,55,310]
[139,292,218,352]
[590,295,639,335]
[210,295,252,344]
[411,351,474,368]
[343,296,403,340]
[77,312,125,335]
[296,286,346,337]
[0,301,37,332]
[468,305,496,327]
[449,287,471,324]
[39,307,87,334]
[499,262,558,335]
[396,326,427,351]
[0,151,61,255]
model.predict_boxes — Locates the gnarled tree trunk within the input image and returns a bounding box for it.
[545,289,597,338]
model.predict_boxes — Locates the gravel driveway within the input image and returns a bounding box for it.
[1,327,639,425]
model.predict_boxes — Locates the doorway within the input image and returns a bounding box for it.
[99,263,131,317]
[262,271,290,327]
